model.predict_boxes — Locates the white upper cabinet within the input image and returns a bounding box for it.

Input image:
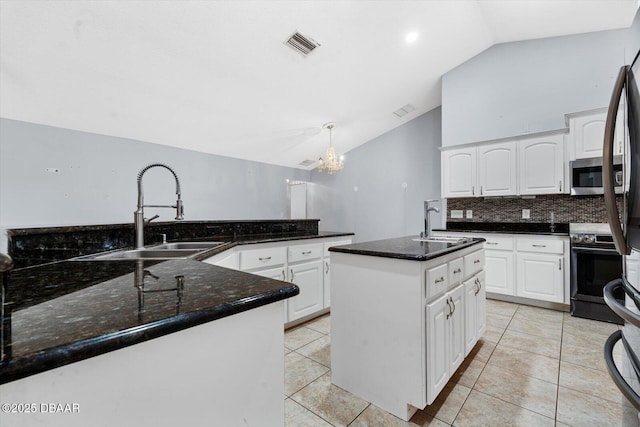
[518,134,565,195]
[477,141,517,196]
[569,109,624,160]
[441,147,477,198]
[442,132,566,198]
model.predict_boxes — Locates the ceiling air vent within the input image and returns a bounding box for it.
[286,31,321,56]
[298,159,316,167]
[393,104,416,118]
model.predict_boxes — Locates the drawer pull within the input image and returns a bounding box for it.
[486,242,498,245]
[453,268,462,274]
[532,244,547,248]
[258,256,272,261]
[473,259,480,264]
[435,276,445,284]
[301,251,313,255]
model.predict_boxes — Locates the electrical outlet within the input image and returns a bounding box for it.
[466,210,473,219]
[522,209,531,219]
[451,210,463,219]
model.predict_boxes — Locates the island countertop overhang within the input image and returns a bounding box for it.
[328,236,486,261]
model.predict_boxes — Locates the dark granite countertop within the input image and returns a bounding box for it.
[1,231,352,384]
[433,222,569,236]
[0,259,298,384]
[328,236,485,261]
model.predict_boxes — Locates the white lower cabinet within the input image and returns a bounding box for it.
[288,260,324,321]
[323,259,331,307]
[464,271,486,356]
[484,250,514,295]
[433,231,569,304]
[516,252,564,303]
[331,243,485,421]
[204,236,352,325]
[426,283,465,402]
[323,239,353,308]
[251,265,286,281]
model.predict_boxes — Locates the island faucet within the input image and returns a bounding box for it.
[134,163,184,249]
[422,200,440,239]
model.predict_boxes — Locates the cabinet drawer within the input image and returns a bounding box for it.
[448,258,464,286]
[240,246,287,270]
[464,250,485,278]
[483,236,514,251]
[426,264,449,299]
[289,243,323,263]
[516,238,564,254]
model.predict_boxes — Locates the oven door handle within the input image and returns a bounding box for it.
[604,279,640,328]
[603,64,630,256]
[571,246,620,255]
[604,330,640,411]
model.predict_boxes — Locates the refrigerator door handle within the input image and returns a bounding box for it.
[603,65,631,256]
[605,330,640,411]
[604,278,640,328]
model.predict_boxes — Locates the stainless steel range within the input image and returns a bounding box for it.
[570,223,624,324]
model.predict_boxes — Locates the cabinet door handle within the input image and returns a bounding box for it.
[532,244,546,248]
[281,270,286,281]
[325,262,329,274]
[301,251,313,255]
[450,297,456,316]
[472,186,475,195]
[435,276,445,284]
[559,181,563,192]
[258,256,272,261]
[290,268,295,281]
[480,185,483,195]
[453,268,462,274]
[446,297,453,319]
[558,259,562,271]
[475,278,481,295]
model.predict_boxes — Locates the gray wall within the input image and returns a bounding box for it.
[629,8,640,63]
[0,118,310,250]
[441,28,629,147]
[309,108,444,243]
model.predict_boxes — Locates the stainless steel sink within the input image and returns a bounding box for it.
[74,241,226,261]
[153,242,224,250]
[89,249,201,260]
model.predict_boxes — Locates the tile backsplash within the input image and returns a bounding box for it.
[447,194,624,224]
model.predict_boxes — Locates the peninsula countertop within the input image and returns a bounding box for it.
[0,259,298,384]
[328,235,485,261]
[1,231,353,384]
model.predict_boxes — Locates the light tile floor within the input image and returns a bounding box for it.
[284,299,640,427]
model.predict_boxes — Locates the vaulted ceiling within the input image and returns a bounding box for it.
[1,0,638,169]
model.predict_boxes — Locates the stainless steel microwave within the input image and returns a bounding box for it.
[570,156,623,195]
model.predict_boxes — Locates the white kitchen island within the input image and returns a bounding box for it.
[329,236,486,421]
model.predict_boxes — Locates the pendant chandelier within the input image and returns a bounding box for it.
[317,122,344,174]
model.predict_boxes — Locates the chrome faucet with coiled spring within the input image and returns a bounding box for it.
[134,163,184,249]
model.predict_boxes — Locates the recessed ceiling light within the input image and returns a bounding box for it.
[405,32,419,44]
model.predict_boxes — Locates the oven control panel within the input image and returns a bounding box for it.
[570,233,615,247]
